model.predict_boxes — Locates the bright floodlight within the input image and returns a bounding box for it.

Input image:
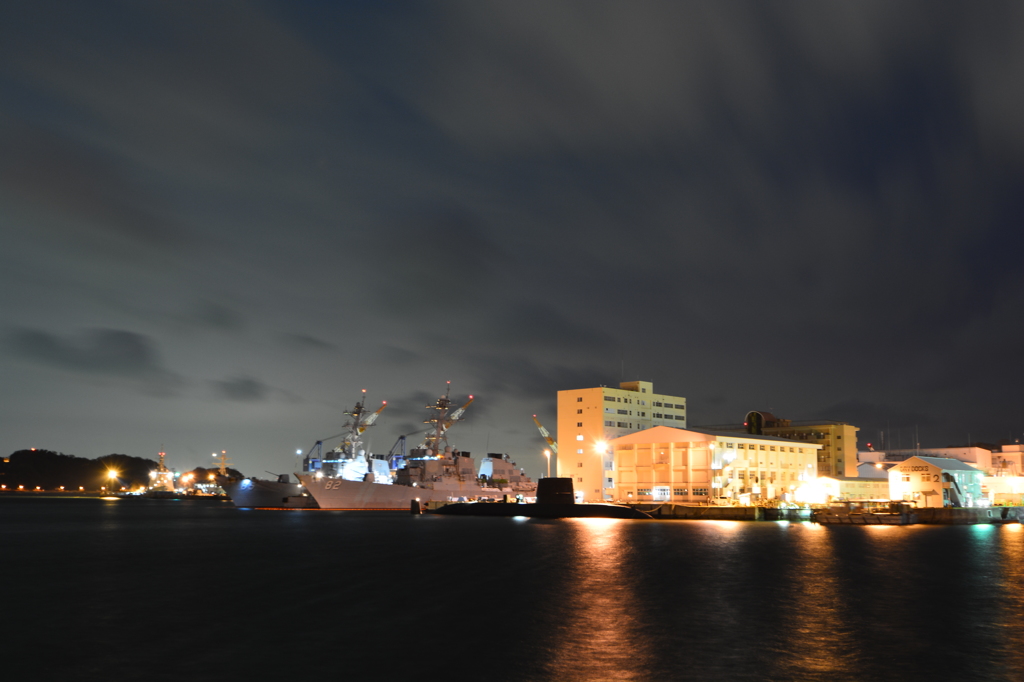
[107,470,118,479]
[594,440,607,453]
[296,449,302,455]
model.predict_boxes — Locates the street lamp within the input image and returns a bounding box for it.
[543,449,551,478]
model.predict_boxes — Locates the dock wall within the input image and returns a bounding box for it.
[630,503,1024,525]
[914,506,1024,524]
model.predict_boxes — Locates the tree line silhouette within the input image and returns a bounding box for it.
[0,449,241,491]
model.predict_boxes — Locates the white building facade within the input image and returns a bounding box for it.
[608,426,821,504]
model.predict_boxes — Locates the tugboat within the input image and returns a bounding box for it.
[298,383,536,510]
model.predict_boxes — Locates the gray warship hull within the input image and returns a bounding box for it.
[221,477,318,509]
[297,474,510,510]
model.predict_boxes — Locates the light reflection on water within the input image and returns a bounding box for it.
[6,498,1024,682]
[542,519,649,680]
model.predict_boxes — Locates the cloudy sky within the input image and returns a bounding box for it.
[3,1,1023,476]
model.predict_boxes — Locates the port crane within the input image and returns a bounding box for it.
[532,415,558,455]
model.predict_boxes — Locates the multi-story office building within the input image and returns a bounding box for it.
[557,380,687,502]
[700,411,860,478]
[608,425,821,504]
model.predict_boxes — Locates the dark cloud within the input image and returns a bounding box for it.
[808,400,934,435]
[375,345,421,365]
[191,301,246,332]
[6,327,178,382]
[360,204,508,315]
[480,303,615,351]
[281,333,337,352]
[3,2,1024,471]
[211,376,270,402]
[0,122,185,250]
[466,354,612,406]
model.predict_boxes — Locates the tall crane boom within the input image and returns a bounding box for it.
[532,415,558,455]
[444,396,474,431]
[358,401,387,433]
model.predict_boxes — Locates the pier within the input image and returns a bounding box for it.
[624,503,1024,525]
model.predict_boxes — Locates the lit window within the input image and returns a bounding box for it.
[576,435,584,441]
[576,449,583,454]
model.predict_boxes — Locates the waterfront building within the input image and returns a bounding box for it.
[806,476,890,502]
[983,475,1024,505]
[607,425,821,504]
[698,412,860,478]
[887,456,984,508]
[557,381,687,502]
[993,445,1024,476]
[861,444,1023,477]
[859,446,993,470]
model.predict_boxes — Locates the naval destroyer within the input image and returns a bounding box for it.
[298,384,536,510]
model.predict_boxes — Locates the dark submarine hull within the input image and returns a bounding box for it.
[429,501,651,519]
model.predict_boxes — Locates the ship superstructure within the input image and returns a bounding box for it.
[303,390,389,483]
[148,450,176,492]
[299,384,536,510]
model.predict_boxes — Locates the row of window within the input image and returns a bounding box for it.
[725,443,805,453]
[599,396,687,410]
[632,488,709,497]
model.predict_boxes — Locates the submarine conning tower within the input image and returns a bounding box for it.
[537,477,575,505]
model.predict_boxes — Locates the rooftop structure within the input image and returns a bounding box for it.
[698,411,860,478]
[860,444,1023,477]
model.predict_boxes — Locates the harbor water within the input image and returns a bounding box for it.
[5,496,1024,681]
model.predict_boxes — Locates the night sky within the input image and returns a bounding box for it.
[3,2,1023,477]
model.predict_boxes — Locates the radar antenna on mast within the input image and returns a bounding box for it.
[419,381,474,454]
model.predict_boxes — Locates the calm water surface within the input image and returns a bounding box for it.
[4,496,1024,681]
